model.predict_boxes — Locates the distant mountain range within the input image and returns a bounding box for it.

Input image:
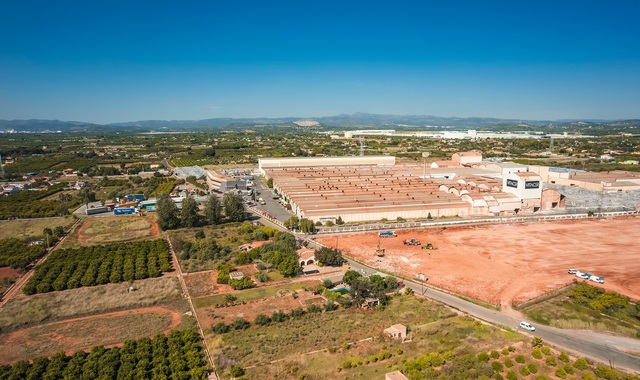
[0,113,638,133]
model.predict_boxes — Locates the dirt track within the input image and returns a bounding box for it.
[318,216,640,306]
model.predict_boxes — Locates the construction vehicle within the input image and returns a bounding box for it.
[403,238,421,246]
[375,239,385,257]
[422,242,437,250]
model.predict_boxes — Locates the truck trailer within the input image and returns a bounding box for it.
[114,207,136,215]
[379,231,397,238]
[86,206,110,215]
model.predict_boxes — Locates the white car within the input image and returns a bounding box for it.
[519,321,535,331]
[567,269,578,274]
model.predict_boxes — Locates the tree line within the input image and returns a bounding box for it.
[156,192,246,231]
[23,239,172,295]
[0,238,46,270]
[0,329,209,380]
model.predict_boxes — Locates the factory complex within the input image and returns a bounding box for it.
[259,153,640,224]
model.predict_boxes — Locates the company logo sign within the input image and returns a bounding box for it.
[506,179,518,188]
[525,181,540,189]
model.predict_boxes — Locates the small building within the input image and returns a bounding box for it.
[297,248,315,266]
[206,170,246,192]
[384,324,407,342]
[385,371,410,380]
[229,271,244,280]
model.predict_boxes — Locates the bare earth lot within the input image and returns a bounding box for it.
[318,217,640,306]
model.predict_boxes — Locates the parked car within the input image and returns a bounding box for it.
[589,275,605,284]
[519,321,535,331]
[575,271,590,279]
[567,269,578,274]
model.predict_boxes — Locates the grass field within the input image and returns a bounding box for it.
[0,217,76,241]
[61,215,160,249]
[0,276,183,332]
[208,295,527,379]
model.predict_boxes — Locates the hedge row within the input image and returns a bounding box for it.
[0,329,209,380]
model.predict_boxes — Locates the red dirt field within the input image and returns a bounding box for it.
[197,285,326,327]
[0,267,21,295]
[318,216,640,307]
[0,306,183,364]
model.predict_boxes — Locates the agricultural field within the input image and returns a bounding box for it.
[0,276,184,333]
[0,217,75,240]
[23,239,173,294]
[0,329,210,379]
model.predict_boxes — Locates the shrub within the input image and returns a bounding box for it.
[504,358,514,368]
[515,355,525,364]
[527,363,538,374]
[594,365,621,379]
[541,346,551,355]
[520,367,530,376]
[324,301,338,312]
[271,310,288,323]
[254,314,271,326]
[536,376,549,380]
[230,318,250,330]
[491,361,504,372]
[212,322,229,334]
[478,352,490,362]
[558,351,569,363]
[532,349,542,359]
[396,348,403,355]
[573,357,589,371]
[501,348,509,355]
[582,373,595,380]
[290,307,306,318]
[564,364,574,375]
[555,367,567,379]
[507,346,515,352]
[546,357,557,367]
[490,350,500,359]
[506,370,517,380]
[307,304,322,313]
[229,365,245,377]
[532,336,543,348]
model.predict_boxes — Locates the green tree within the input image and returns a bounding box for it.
[343,270,362,285]
[266,178,273,188]
[223,192,246,222]
[204,194,222,225]
[299,218,316,233]
[315,247,343,266]
[284,216,300,231]
[156,195,180,230]
[180,196,200,228]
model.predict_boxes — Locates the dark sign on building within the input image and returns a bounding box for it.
[525,181,540,189]
[506,179,518,188]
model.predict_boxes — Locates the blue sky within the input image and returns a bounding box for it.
[1,1,639,124]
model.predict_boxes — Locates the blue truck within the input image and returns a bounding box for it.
[114,207,136,215]
[379,231,397,238]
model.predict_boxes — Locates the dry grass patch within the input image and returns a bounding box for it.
[0,217,75,240]
[0,276,182,332]
[76,216,160,246]
[0,306,187,364]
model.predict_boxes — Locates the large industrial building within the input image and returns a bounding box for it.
[259,153,572,223]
